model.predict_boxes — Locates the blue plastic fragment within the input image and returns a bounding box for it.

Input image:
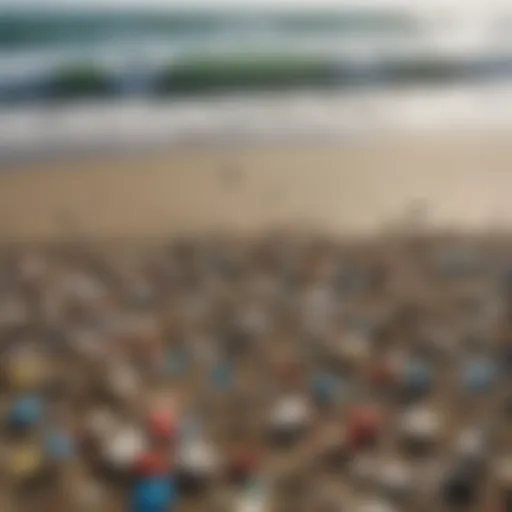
[45,429,75,460]
[10,396,43,429]
[211,361,234,389]
[463,359,497,392]
[131,477,177,512]
[402,359,433,395]
[311,372,342,405]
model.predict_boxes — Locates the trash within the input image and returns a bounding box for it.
[9,395,43,430]
[347,405,384,451]
[45,428,75,461]
[268,395,311,447]
[462,358,497,392]
[131,477,177,512]
[175,441,217,495]
[211,361,234,390]
[103,426,147,472]
[399,406,442,455]
[147,410,176,441]
[401,358,433,397]
[310,372,343,406]
[0,236,510,510]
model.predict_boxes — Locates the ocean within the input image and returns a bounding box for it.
[2,7,512,162]
[1,7,512,102]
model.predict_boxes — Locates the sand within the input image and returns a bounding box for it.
[1,130,512,242]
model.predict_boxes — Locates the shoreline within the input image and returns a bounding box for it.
[1,132,512,241]
[2,84,512,166]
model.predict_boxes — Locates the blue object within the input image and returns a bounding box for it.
[10,396,43,429]
[311,372,343,405]
[463,359,497,392]
[45,429,75,460]
[132,477,177,512]
[402,359,433,395]
[211,361,234,390]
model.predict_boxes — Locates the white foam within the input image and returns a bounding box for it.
[2,85,512,163]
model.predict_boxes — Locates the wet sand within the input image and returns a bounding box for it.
[1,130,512,242]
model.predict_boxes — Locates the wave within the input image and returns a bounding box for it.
[1,8,512,104]
[2,50,512,105]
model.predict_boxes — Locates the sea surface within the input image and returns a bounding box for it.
[1,7,512,100]
[2,7,512,162]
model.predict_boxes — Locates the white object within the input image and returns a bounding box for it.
[399,406,441,441]
[177,441,218,476]
[103,427,146,469]
[270,396,310,431]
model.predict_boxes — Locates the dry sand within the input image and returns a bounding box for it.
[1,131,512,242]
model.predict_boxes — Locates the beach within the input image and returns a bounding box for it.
[2,125,512,243]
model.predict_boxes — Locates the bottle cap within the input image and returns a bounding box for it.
[103,426,147,470]
[9,395,43,429]
[177,441,218,476]
[45,429,75,461]
[399,406,441,442]
[270,395,311,431]
[131,477,177,512]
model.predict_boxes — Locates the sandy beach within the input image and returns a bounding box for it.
[1,128,512,242]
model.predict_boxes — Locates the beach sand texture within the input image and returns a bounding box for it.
[1,131,512,241]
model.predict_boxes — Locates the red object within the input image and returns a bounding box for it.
[135,451,170,476]
[367,361,397,388]
[148,410,176,439]
[347,407,384,451]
